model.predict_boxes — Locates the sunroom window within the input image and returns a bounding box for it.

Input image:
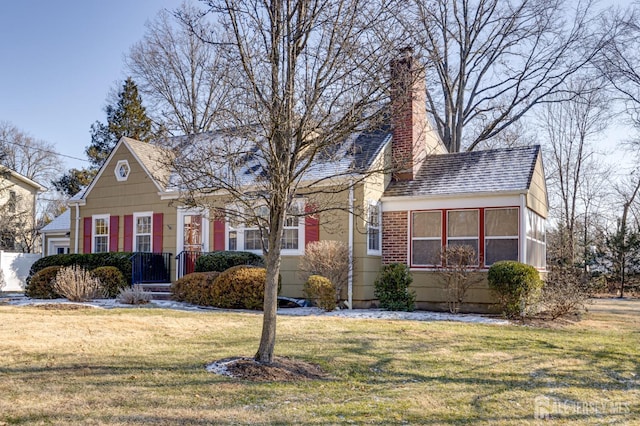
[485,208,518,265]
[447,210,479,265]
[412,211,442,266]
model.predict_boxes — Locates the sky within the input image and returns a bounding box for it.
[0,0,182,172]
[0,0,636,180]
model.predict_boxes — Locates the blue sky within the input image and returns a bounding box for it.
[0,0,182,171]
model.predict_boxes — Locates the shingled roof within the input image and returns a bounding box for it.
[384,145,541,198]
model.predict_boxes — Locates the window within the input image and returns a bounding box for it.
[412,211,442,265]
[114,160,130,181]
[227,203,304,254]
[93,215,109,253]
[367,202,381,254]
[8,191,16,213]
[526,209,546,269]
[134,214,152,252]
[447,210,479,265]
[485,208,519,265]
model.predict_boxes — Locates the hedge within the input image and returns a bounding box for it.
[28,253,134,285]
[194,251,264,273]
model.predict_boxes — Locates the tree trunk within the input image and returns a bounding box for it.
[255,248,282,363]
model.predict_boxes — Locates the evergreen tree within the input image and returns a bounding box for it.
[53,78,155,196]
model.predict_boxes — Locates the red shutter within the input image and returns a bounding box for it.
[213,219,225,251]
[83,217,92,254]
[305,204,320,247]
[124,215,133,252]
[153,213,164,253]
[109,216,119,252]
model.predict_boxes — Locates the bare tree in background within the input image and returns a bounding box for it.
[401,0,610,152]
[127,3,229,135]
[0,121,62,185]
[539,78,611,266]
[168,0,402,364]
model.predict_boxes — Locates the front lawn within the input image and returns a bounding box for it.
[0,299,637,425]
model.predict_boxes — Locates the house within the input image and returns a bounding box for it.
[40,209,71,256]
[65,51,547,311]
[0,166,46,253]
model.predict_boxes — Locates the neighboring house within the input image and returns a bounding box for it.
[66,51,547,311]
[0,166,46,253]
[40,209,71,256]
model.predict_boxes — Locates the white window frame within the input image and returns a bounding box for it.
[133,211,153,253]
[92,214,110,253]
[484,207,519,266]
[226,201,306,255]
[367,201,382,255]
[114,160,130,182]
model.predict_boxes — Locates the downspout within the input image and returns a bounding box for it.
[74,204,80,254]
[347,183,354,309]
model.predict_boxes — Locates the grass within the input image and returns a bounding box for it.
[0,300,638,425]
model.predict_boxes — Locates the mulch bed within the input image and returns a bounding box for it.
[209,356,328,382]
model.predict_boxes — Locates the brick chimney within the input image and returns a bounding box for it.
[391,47,427,181]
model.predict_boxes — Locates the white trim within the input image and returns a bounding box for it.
[133,211,153,252]
[520,194,527,263]
[176,207,210,254]
[347,184,354,309]
[91,214,110,253]
[382,193,523,212]
[74,205,80,254]
[114,159,131,182]
[47,237,70,256]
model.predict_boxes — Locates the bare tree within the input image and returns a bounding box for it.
[539,78,611,266]
[127,3,229,135]
[0,121,62,185]
[437,245,483,314]
[401,0,610,152]
[167,0,401,364]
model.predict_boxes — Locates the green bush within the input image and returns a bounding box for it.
[91,266,127,298]
[195,251,264,273]
[28,253,133,285]
[487,261,543,319]
[25,266,62,299]
[303,275,336,311]
[171,272,220,305]
[210,266,280,310]
[374,263,416,311]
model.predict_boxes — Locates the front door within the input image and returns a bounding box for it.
[183,214,202,275]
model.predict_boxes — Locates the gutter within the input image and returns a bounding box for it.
[74,204,80,254]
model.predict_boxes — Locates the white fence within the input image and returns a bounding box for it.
[0,251,41,292]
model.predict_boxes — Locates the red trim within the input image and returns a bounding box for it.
[213,219,225,251]
[304,204,320,247]
[109,216,119,252]
[152,213,163,253]
[123,215,133,252]
[83,217,92,254]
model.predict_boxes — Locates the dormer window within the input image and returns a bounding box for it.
[115,160,130,181]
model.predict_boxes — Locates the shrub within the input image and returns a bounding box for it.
[541,266,591,320]
[374,263,415,311]
[438,245,483,314]
[304,275,336,311]
[171,272,220,305]
[210,266,275,310]
[53,266,104,302]
[487,261,543,319]
[117,285,152,305]
[25,266,62,299]
[91,266,127,298]
[28,253,133,285]
[195,251,264,273]
[299,241,349,303]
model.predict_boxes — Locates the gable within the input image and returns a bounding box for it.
[526,152,548,218]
